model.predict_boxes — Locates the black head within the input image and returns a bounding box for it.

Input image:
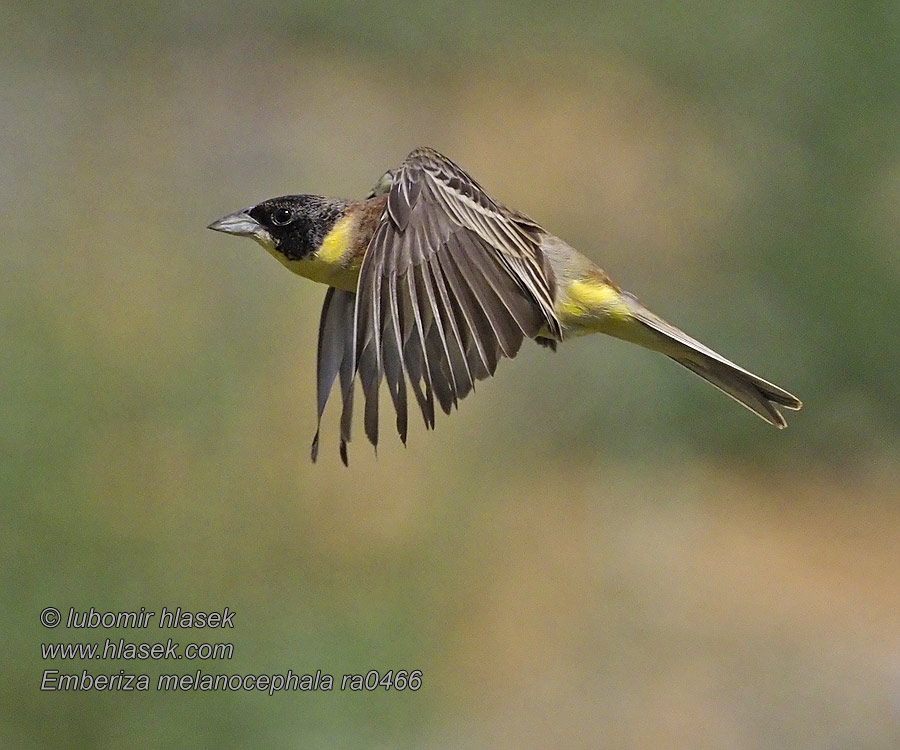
[208,195,349,260]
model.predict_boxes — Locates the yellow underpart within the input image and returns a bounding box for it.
[316,215,354,265]
[556,277,668,348]
[275,255,360,292]
[560,279,631,322]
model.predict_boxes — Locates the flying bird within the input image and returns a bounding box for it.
[208,147,801,464]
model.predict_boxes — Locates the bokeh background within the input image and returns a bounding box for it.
[4,1,900,747]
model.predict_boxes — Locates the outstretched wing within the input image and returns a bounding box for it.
[313,147,561,463]
[356,147,562,454]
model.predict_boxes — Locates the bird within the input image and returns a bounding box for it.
[208,147,801,464]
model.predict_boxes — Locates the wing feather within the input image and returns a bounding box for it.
[338,322,355,466]
[311,287,347,462]
[381,278,408,445]
[435,244,498,376]
[425,254,474,398]
[405,266,438,427]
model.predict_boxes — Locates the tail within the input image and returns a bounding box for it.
[622,295,802,428]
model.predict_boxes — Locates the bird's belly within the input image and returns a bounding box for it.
[267,248,360,292]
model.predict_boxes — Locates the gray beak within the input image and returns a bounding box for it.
[207,209,260,236]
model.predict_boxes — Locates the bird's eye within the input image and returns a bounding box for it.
[272,207,294,226]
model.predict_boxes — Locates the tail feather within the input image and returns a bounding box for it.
[623,296,802,428]
[673,356,790,428]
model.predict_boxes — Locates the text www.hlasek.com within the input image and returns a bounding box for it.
[42,639,233,661]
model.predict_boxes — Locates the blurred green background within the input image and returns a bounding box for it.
[4,1,900,747]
